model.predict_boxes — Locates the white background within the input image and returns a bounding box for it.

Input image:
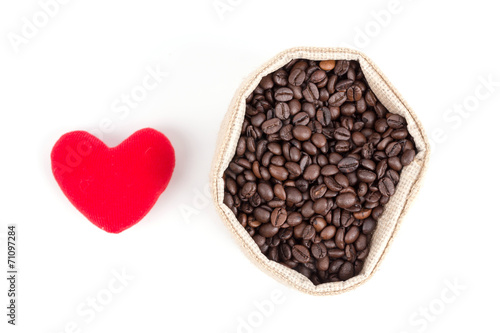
[1,0,499,332]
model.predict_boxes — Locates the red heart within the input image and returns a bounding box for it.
[51,128,175,233]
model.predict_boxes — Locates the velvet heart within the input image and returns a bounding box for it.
[51,128,175,233]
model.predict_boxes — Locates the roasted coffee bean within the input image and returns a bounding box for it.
[334,60,350,75]
[353,208,372,220]
[379,177,395,196]
[269,165,289,181]
[319,60,336,71]
[292,125,312,141]
[310,69,327,84]
[292,245,311,263]
[259,223,279,237]
[311,242,327,259]
[303,164,321,181]
[310,184,327,200]
[320,225,336,240]
[257,183,273,201]
[385,141,402,157]
[271,207,287,227]
[336,193,356,209]
[223,59,416,285]
[279,244,292,260]
[388,156,402,171]
[338,157,359,173]
[286,187,302,204]
[275,102,291,120]
[261,118,282,134]
[241,182,257,198]
[345,226,360,244]
[387,114,406,129]
[339,262,354,281]
[303,83,319,102]
[335,227,346,250]
[311,133,327,148]
[302,224,316,240]
[357,169,377,183]
[289,69,306,86]
[346,84,362,101]
[362,217,377,234]
[328,91,347,106]
[401,149,416,166]
[274,87,294,102]
[286,212,303,226]
[334,127,351,141]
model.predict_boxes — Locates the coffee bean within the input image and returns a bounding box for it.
[289,69,306,86]
[274,87,294,102]
[328,91,347,106]
[339,262,354,280]
[353,208,372,220]
[385,141,402,157]
[336,79,354,92]
[241,182,257,198]
[357,169,376,183]
[334,127,351,141]
[388,156,402,171]
[303,164,321,181]
[401,149,415,166]
[311,242,327,259]
[270,207,287,227]
[302,225,316,240]
[292,111,310,126]
[321,164,339,176]
[254,207,270,223]
[334,60,349,75]
[335,227,345,250]
[292,125,312,141]
[259,223,279,237]
[379,177,395,196]
[340,103,356,116]
[279,244,292,260]
[387,114,406,129]
[303,83,319,102]
[319,60,336,71]
[362,218,377,234]
[338,157,359,173]
[292,245,311,263]
[262,118,283,134]
[346,85,362,101]
[258,182,274,201]
[275,102,291,120]
[310,69,327,84]
[286,187,302,204]
[345,226,360,244]
[310,184,327,200]
[311,216,327,232]
[269,165,289,181]
[336,193,356,209]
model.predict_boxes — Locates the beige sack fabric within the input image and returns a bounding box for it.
[210,47,430,295]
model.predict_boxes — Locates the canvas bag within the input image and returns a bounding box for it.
[210,47,430,295]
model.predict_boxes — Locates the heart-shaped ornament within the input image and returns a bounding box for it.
[51,128,175,233]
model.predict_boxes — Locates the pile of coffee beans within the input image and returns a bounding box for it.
[223,59,416,285]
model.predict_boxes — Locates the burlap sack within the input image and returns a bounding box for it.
[210,47,430,295]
